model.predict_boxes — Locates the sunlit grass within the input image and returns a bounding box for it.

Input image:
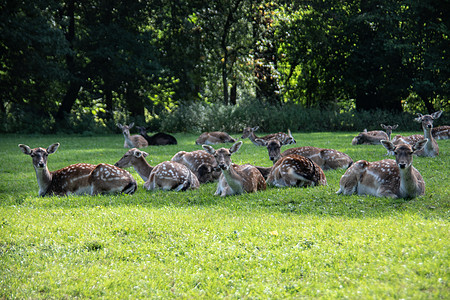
[0,132,448,298]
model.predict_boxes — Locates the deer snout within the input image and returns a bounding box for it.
[426,124,432,129]
[398,163,407,169]
[218,163,228,170]
[37,162,45,168]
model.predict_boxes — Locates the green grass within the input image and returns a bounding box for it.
[0,132,449,299]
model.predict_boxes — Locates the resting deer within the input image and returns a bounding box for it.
[432,125,450,140]
[392,111,442,157]
[117,123,148,148]
[255,139,353,170]
[195,131,236,145]
[266,154,327,187]
[19,143,137,196]
[114,148,199,191]
[171,150,221,183]
[202,142,266,196]
[135,126,177,145]
[337,139,427,198]
[352,124,398,145]
[241,126,296,146]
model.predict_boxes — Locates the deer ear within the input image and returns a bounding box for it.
[18,144,32,155]
[202,145,215,155]
[230,141,243,154]
[129,122,134,128]
[381,140,395,152]
[253,126,259,131]
[254,138,267,146]
[141,151,149,158]
[414,114,423,123]
[380,124,386,129]
[431,110,443,120]
[413,139,428,153]
[47,143,60,154]
[117,123,123,129]
[392,124,398,130]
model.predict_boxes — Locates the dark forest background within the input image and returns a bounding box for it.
[1,0,449,133]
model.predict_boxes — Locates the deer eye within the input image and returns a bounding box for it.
[393,151,398,155]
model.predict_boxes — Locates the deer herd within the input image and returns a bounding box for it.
[19,111,448,199]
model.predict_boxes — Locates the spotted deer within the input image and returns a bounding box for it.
[19,143,137,196]
[432,125,450,140]
[195,131,236,145]
[171,150,221,183]
[352,124,398,145]
[117,123,148,148]
[392,111,442,157]
[266,154,327,187]
[202,142,266,196]
[114,148,199,191]
[336,139,427,198]
[255,139,353,171]
[241,126,296,146]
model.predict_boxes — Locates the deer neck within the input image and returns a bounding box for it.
[398,166,419,198]
[247,131,260,146]
[34,166,52,196]
[123,132,134,148]
[221,165,244,194]
[422,126,437,153]
[133,157,154,182]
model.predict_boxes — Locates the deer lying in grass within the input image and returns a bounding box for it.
[202,142,266,196]
[19,143,137,196]
[352,124,398,145]
[432,125,450,140]
[171,150,221,184]
[241,126,296,146]
[195,131,236,145]
[117,123,148,148]
[337,139,427,198]
[255,139,353,171]
[266,154,327,187]
[135,126,178,145]
[392,111,442,157]
[114,148,199,191]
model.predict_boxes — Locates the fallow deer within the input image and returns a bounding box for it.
[114,148,199,191]
[19,143,137,197]
[241,126,296,146]
[202,142,266,196]
[171,150,221,183]
[432,125,450,140]
[337,139,427,198]
[195,131,236,145]
[255,139,353,171]
[352,124,398,145]
[135,126,178,145]
[392,111,442,157]
[266,154,327,187]
[117,123,148,148]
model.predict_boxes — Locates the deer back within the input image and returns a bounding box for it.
[282,146,352,170]
[88,163,137,195]
[217,163,266,195]
[352,130,388,145]
[195,132,236,145]
[432,126,450,140]
[48,163,96,196]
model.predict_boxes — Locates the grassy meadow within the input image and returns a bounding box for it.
[0,132,448,299]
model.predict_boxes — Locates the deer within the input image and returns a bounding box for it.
[266,153,327,187]
[114,148,199,191]
[19,143,137,197]
[117,123,148,148]
[202,141,266,196]
[337,139,427,199]
[195,131,237,145]
[391,111,442,157]
[255,138,353,171]
[352,124,398,145]
[432,125,450,140]
[135,126,178,145]
[241,126,296,146]
[171,150,221,184]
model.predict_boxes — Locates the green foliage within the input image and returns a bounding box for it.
[0,133,448,298]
